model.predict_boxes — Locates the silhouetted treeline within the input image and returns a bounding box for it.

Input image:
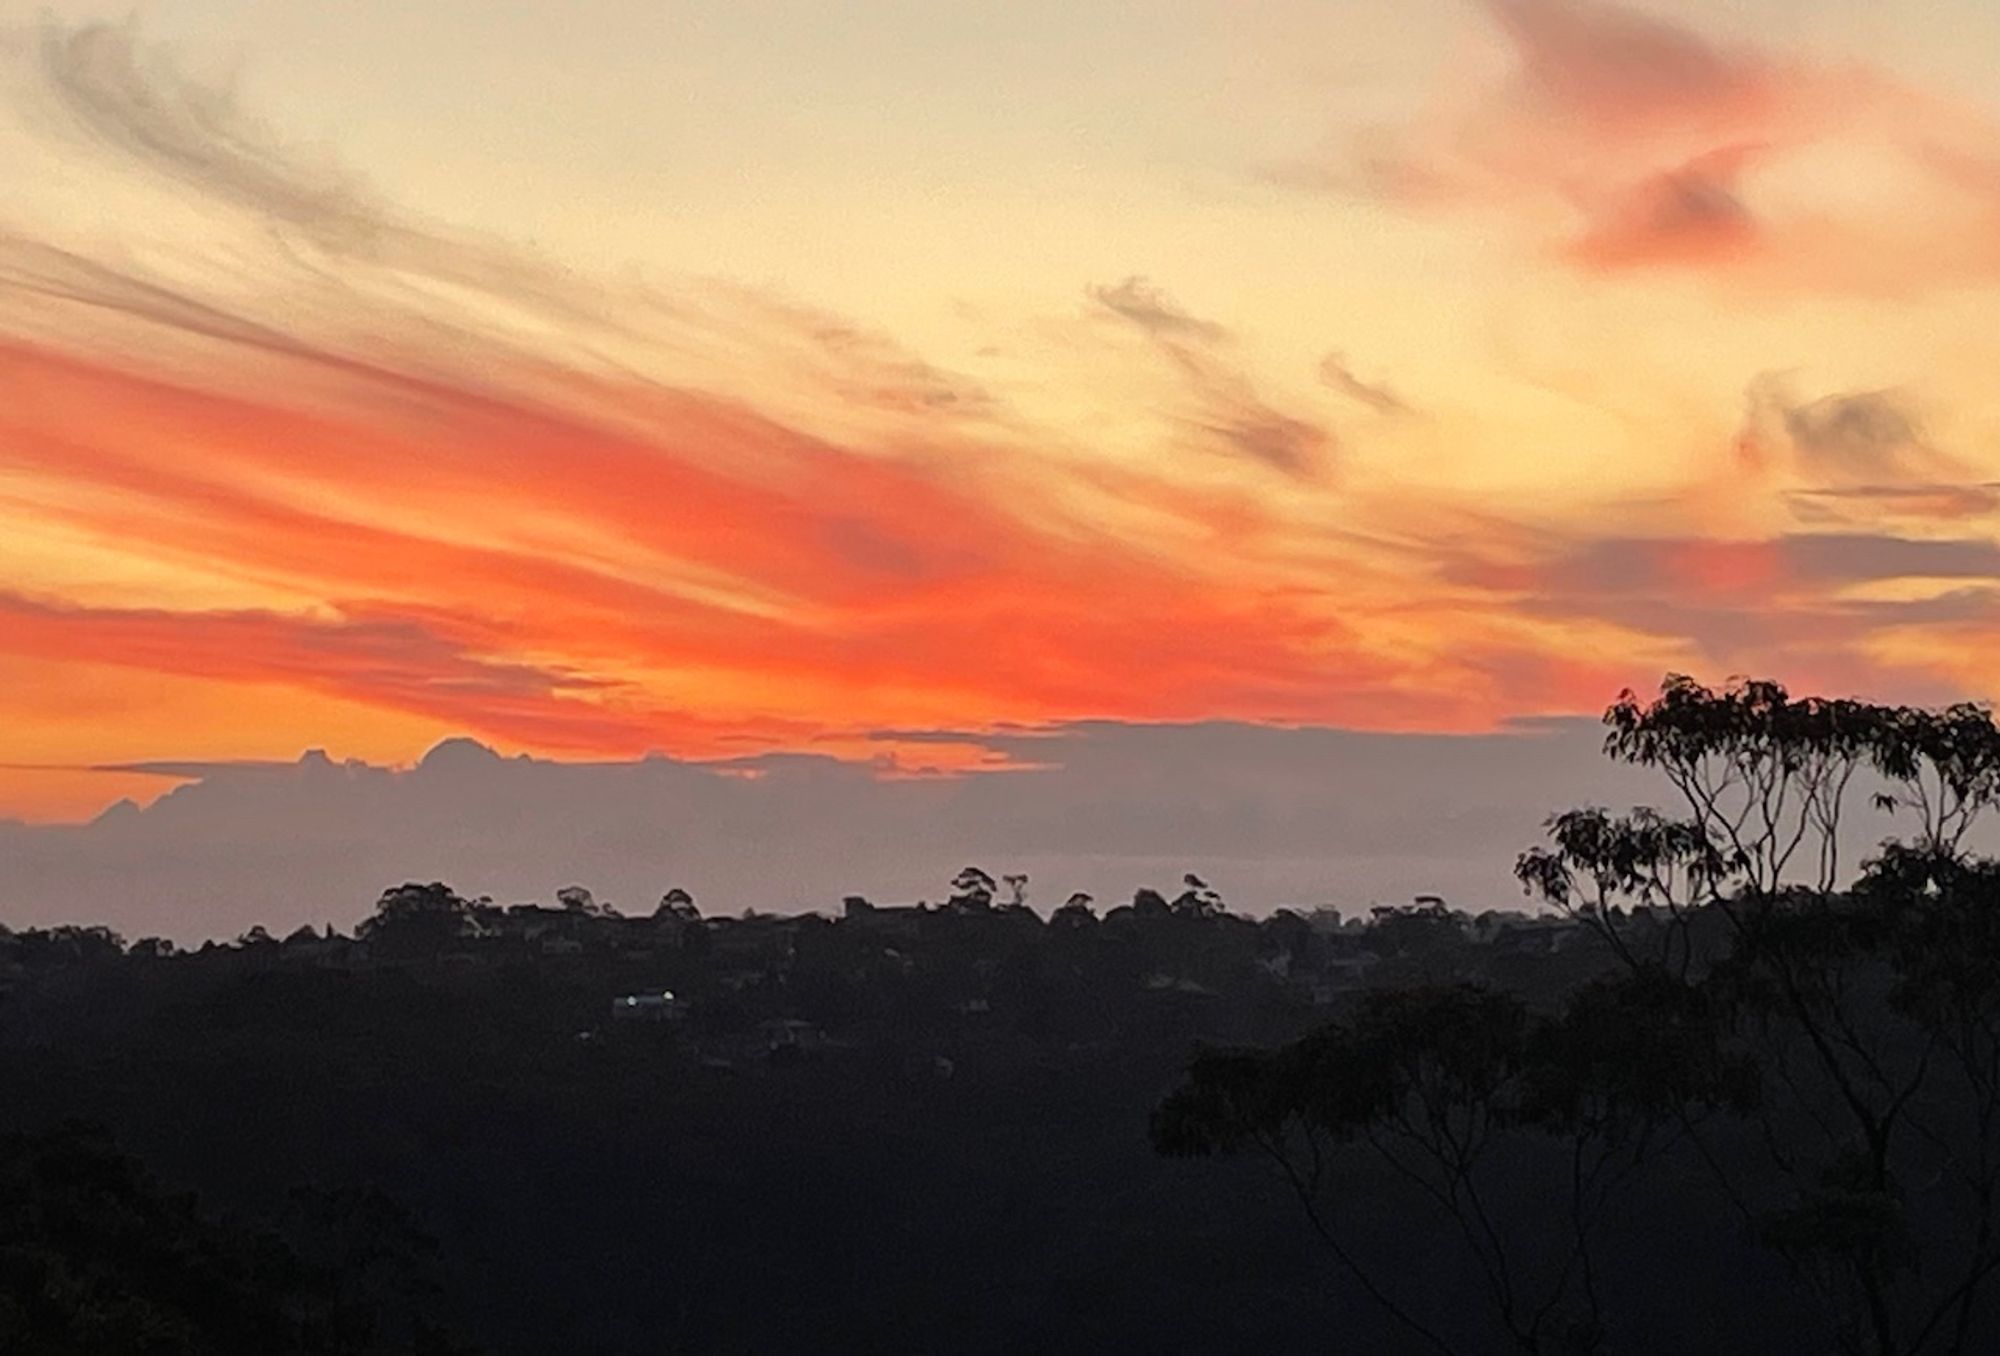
[0,871,1614,1351]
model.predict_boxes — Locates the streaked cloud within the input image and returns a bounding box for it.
[1317,351,1412,417]
[1741,380,1944,481]
[1088,275,1231,344]
[1087,274,1334,480]
[1319,0,2000,294]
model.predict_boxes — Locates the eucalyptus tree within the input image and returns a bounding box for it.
[1162,676,2000,1355]
[1155,979,1749,1355]
[1528,676,2000,1354]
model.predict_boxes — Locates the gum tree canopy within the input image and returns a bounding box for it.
[1158,675,2000,1356]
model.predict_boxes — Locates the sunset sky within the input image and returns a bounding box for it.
[9,0,2000,824]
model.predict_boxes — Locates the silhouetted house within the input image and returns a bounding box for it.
[278,925,358,967]
[230,935,285,974]
[714,968,766,993]
[603,915,684,961]
[644,912,698,951]
[1316,950,1382,996]
[756,1018,824,1054]
[1486,915,1584,955]
[1296,907,1346,935]
[842,899,923,943]
[1099,904,1137,933]
[502,905,574,943]
[1469,910,1524,945]
[611,990,684,1023]
[705,916,799,967]
[1143,972,1220,997]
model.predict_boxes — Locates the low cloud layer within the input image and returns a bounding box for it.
[1,720,1682,942]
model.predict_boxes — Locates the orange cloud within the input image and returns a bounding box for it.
[6,13,2000,825]
[0,591,657,752]
[1,337,1447,756]
[8,267,1995,818]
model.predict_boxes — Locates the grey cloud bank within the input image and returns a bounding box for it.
[1,717,1919,945]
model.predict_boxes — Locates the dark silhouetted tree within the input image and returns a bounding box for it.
[13,925,125,968]
[1156,980,1746,1354]
[1052,892,1097,928]
[0,1122,475,1354]
[356,883,472,959]
[655,887,699,920]
[1171,873,1225,918]
[556,885,615,916]
[1367,900,1465,960]
[949,866,996,913]
[1261,909,1313,962]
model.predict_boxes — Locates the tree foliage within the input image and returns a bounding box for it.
[0,1123,471,1354]
[1164,675,2000,1355]
[356,883,472,959]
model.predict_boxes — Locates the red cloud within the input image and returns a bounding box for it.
[8,323,1999,791]
[2,340,1482,750]
[0,592,660,752]
[1565,143,1765,269]
[1350,0,2000,293]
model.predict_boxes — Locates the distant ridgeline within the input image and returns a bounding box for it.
[0,862,1590,1013]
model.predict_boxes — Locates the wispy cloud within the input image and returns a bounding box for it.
[1785,484,2000,527]
[1088,275,1231,344]
[1086,274,1334,480]
[0,590,660,751]
[1738,377,1954,484]
[30,20,381,245]
[1312,0,2000,294]
[1317,351,1413,417]
[0,20,1527,778]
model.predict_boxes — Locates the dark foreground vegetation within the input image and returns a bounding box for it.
[6,675,2000,1352]
[1160,677,2000,1355]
